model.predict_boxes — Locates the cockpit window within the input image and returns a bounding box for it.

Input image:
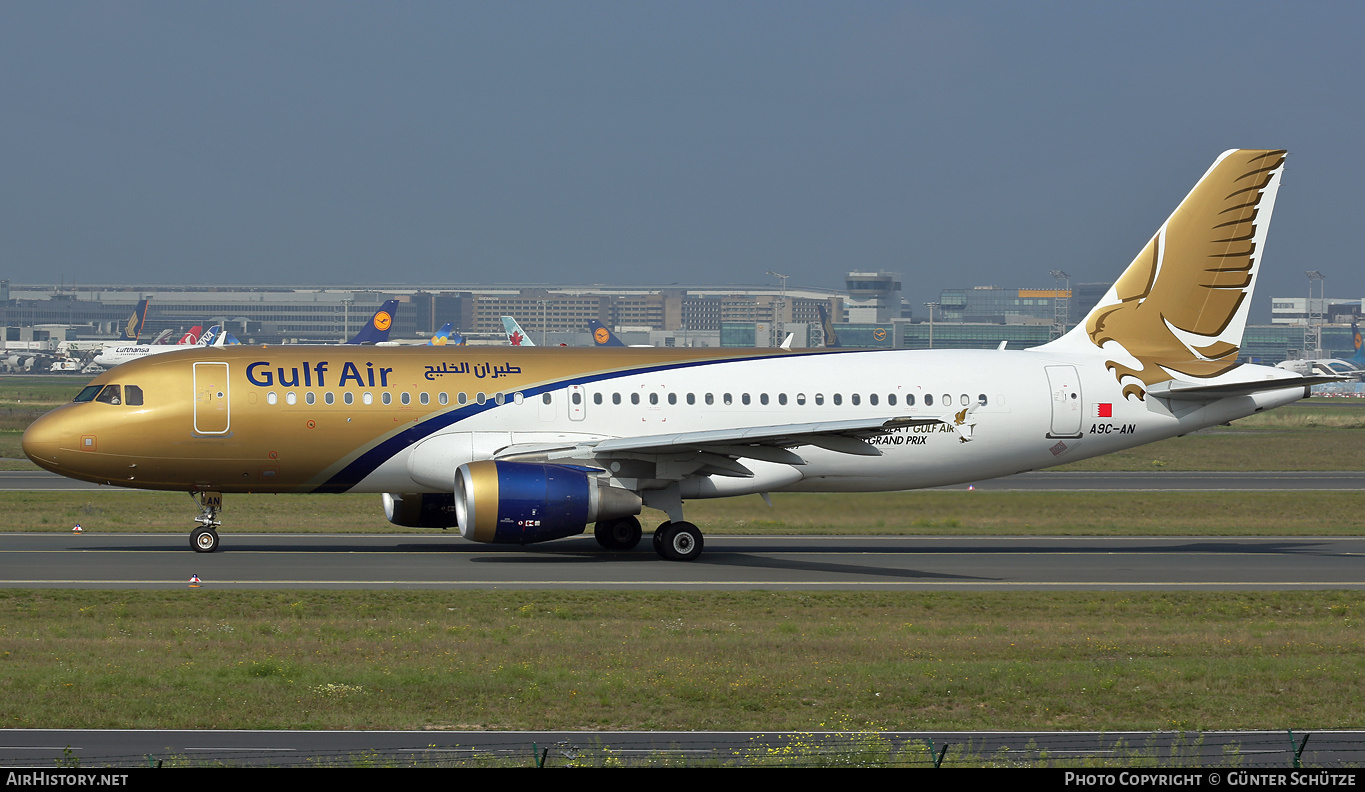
[73,385,102,403]
[95,385,122,405]
[125,385,144,406]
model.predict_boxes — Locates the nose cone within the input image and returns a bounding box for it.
[22,410,66,472]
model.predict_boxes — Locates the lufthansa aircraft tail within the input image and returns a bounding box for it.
[588,320,627,347]
[118,300,151,342]
[501,316,536,346]
[1043,149,1287,401]
[346,300,400,345]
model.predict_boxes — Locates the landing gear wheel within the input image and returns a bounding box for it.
[594,516,643,550]
[654,521,704,562]
[191,527,220,553]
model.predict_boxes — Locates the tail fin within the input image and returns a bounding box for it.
[817,305,841,348]
[427,322,457,346]
[501,316,535,347]
[118,300,150,341]
[588,320,626,347]
[149,328,174,345]
[346,300,400,345]
[177,326,203,345]
[1350,319,1364,365]
[1045,149,1287,400]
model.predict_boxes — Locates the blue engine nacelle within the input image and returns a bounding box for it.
[382,492,459,528]
[455,461,642,544]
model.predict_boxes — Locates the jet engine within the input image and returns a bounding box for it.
[455,461,642,544]
[382,492,459,528]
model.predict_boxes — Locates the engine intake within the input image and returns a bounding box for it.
[455,461,642,544]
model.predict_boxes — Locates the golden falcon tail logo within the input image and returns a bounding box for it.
[1085,149,1286,400]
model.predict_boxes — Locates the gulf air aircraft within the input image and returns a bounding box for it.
[23,150,1337,561]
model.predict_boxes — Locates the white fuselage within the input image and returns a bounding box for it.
[354,346,1304,496]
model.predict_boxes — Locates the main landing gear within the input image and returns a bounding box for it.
[653,521,704,562]
[592,515,706,561]
[594,515,643,550]
[189,491,223,553]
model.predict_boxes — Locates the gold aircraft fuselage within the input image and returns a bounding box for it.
[22,344,791,494]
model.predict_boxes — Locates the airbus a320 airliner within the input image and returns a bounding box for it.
[23,150,1334,560]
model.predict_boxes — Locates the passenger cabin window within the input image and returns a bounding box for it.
[631,393,640,405]
[978,394,988,405]
[96,385,121,405]
[544,393,554,405]
[923,394,932,406]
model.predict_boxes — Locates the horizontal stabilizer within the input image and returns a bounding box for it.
[1146,375,1347,402]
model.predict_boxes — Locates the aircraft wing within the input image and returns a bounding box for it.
[494,415,960,479]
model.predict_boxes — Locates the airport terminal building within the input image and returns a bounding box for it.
[1,277,1360,363]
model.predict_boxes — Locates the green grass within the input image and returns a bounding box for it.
[3,489,1364,536]
[0,590,1360,732]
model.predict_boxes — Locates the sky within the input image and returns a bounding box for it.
[2,2,1362,322]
